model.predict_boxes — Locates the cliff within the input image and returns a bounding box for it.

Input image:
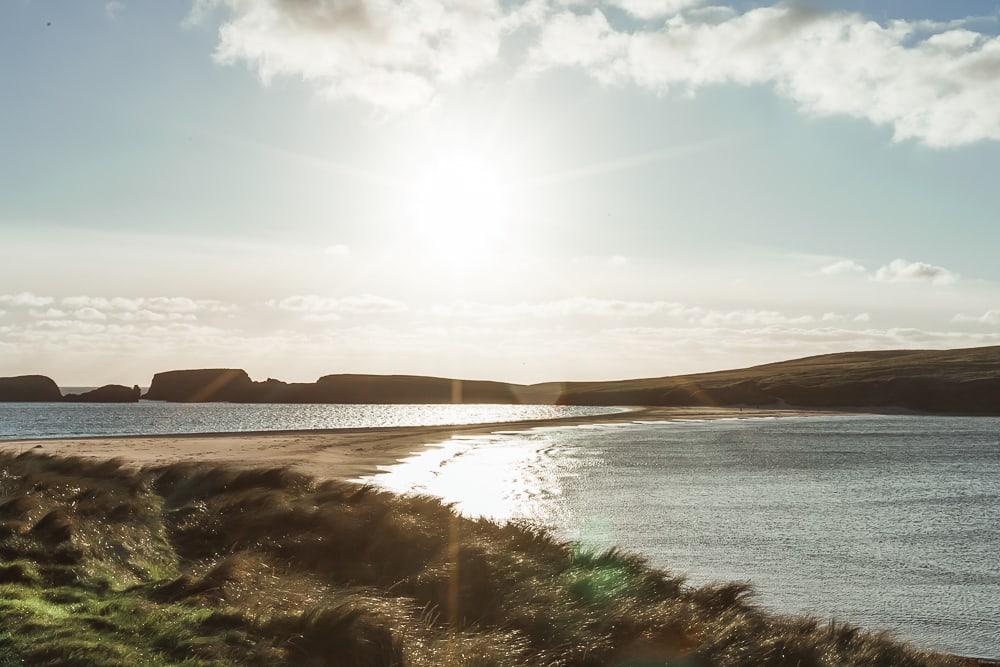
[0,375,62,402]
[63,385,141,403]
[308,374,521,404]
[144,369,255,402]
[142,369,523,404]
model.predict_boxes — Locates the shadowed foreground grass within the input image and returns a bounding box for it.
[0,451,964,666]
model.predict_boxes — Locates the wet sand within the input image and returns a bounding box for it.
[0,406,821,481]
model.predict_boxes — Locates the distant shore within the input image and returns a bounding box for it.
[0,406,825,481]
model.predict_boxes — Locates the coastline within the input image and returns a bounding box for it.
[2,407,997,663]
[0,406,828,481]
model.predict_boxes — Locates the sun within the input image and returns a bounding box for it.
[407,152,511,255]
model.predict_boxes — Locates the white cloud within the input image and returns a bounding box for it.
[28,308,69,319]
[269,294,408,316]
[607,0,704,21]
[530,4,1000,147]
[873,258,958,285]
[201,0,510,110]
[819,258,959,286]
[74,307,109,321]
[696,309,814,327]
[529,10,628,79]
[105,1,125,19]
[820,259,867,276]
[953,310,1000,325]
[61,296,233,313]
[431,297,678,320]
[0,292,54,307]
[819,312,871,324]
[113,310,197,322]
[431,298,831,327]
[62,296,140,311]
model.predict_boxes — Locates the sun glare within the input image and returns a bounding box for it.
[407,153,511,256]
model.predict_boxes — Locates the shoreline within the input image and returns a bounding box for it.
[0,406,830,481]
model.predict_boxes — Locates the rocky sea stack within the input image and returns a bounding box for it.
[62,385,141,403]
[0,375,62,402]
[143,369,255,402]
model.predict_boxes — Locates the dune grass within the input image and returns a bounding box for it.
[0,450,965,666]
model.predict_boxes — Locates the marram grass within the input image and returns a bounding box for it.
[0,451,964,666]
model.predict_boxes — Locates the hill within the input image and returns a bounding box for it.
[530,346,1000,413]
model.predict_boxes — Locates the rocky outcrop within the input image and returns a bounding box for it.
[0,376,62,402]
[144,369,255,402]
[141,369,524,404]
[307,374,521,404]
[63,385,141,403]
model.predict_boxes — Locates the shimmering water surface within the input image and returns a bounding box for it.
[365,415,1000,659]
[0,402,624,440]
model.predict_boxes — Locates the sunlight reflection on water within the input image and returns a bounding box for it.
[0,403,626,440]
[360,429,581,524]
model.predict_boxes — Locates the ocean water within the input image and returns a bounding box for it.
[364,415,1000,659]
[0,402,624,440]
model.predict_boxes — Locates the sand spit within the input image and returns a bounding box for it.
[2,407,824,481]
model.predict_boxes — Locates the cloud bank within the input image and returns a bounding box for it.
[198,1,1000,146]
[954,309,1000,325]
[3,290,997,384]
[530,4,1000,147]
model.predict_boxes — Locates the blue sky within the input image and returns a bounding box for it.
[2,0,1000,384]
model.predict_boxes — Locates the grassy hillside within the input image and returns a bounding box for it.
[0,451,963,666]
[528,346,1000,413]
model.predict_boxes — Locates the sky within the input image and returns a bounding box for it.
[2,0,1000,386]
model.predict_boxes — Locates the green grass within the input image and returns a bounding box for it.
[0,451,965,666]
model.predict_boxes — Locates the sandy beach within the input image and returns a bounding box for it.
[0,406,819,481]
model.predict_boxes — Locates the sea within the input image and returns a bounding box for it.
[0,401,622,440]
[361,414,1000,660]
[0,405,996,658]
